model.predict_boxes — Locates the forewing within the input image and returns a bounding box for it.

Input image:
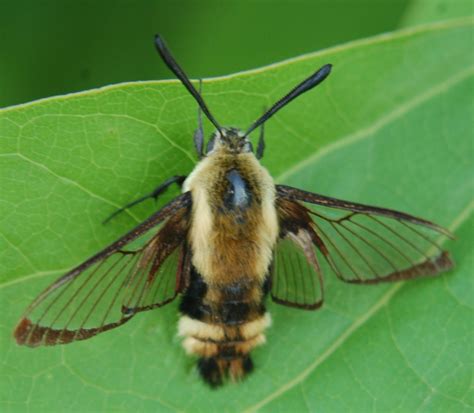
[272,229,324,309]
[122,237,191,314]
[276,185,453,284]
[14,192,192,347]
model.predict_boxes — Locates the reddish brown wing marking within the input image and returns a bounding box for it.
[14,192,192,347]
[276,185,454,285]
[273,198,324,309]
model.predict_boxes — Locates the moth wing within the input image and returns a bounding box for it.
[272,228,324,309]
[276,185,453,285]
[14,192,192,347]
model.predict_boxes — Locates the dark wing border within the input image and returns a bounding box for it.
[276,185,454,284]
[14,192,192,346]
[277,185,453,236]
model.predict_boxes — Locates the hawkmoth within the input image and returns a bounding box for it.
[14,35,453,387]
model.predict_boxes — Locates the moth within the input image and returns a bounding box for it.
[14,35,454,387]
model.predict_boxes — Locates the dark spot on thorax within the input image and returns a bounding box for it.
[223,169,252,211]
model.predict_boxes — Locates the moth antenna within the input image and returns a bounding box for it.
[193,79,204,158]
[154,34,223,135]
[245,64,332,137]
[256,117,265,159]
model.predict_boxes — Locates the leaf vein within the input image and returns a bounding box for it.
[14,152,141,223]
[276,66,474,183]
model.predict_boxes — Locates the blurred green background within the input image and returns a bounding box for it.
[0,0,419,108]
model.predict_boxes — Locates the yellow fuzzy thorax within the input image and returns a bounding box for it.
[183,150,279,286]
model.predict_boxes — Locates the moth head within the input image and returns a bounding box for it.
[206,127,253,155]
[154,35,332,159]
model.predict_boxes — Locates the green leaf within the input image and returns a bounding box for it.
[1,18,472,412]
[401,0,473,27]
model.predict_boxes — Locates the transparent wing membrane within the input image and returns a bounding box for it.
[122,246,182,313]
[274,185,453,307]
[308,207,452,283]
[14,193,191,346]
[272,233,323,309]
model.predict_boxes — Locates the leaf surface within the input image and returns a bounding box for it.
[401,0,473,26]
[0,18,473,412]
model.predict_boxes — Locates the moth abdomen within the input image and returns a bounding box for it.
[179,312,270,386]
[178,265,271,385]
[197,354,254,388]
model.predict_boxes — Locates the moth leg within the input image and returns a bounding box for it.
[256,122,265,160]
[193,79,204,159]
[103,175,186,224]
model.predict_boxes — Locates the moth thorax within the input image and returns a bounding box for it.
[184,151,278,284]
